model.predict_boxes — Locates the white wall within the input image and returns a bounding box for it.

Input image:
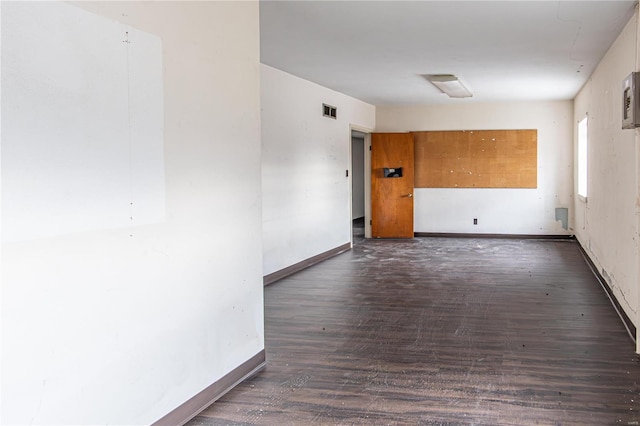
[261,65,375,276]
[1,2,263,424]
[376,101,573,235]
[351,136,365,219]
[573,11,639,344]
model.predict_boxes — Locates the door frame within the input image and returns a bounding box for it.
[350,124,373,243]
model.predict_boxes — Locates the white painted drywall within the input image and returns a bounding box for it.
[1,2,263,424]
[261,65,375,276]
[2,2,165,243]
[351,136,365,219]
[573,11,639,342]
[637,6,640,356]
[376,101,573,235]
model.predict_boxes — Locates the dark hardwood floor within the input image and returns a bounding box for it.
[189,237,640,425]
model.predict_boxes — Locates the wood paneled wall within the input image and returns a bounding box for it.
[413,130,537,188]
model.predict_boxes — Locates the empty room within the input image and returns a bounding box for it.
[1,1,640,425]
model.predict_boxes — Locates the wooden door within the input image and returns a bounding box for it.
[371,133,414,238]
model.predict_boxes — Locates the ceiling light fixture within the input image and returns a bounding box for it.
[425,74,472,98]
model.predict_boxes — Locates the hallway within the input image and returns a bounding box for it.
[191,237,640,425]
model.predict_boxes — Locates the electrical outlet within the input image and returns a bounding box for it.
[473,218,478,225]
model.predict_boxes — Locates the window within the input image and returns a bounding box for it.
[577,116,588,199]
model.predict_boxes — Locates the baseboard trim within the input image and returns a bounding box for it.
[414,232,574,240]
[152,350,266,426]
[576,242,636,344]
[264,242,352,286]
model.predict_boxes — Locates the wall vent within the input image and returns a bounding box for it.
[323,103,337,119]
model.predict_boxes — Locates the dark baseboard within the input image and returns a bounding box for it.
[414,232,574,240]
[152,350,266,426]
[263,242,352,286]
[576,242,637,344]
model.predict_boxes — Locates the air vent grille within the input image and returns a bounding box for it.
[323,103,337,119]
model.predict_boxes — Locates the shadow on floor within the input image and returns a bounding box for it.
[352,216,365,241]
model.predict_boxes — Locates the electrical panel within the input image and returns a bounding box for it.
[622,72,640,129]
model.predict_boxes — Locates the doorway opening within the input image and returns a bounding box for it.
[351,130,366,241]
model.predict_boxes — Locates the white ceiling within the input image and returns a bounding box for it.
[260,1,638,105]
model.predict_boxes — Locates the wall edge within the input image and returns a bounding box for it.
[576,241,637,346]
[151,350,266,426]
[264,242,351,286]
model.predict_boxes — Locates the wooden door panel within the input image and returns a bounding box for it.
[371,133,414,238]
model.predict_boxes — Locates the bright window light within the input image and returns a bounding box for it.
[577,116,588,198]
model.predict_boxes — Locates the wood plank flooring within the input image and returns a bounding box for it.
[189,237,640,425]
